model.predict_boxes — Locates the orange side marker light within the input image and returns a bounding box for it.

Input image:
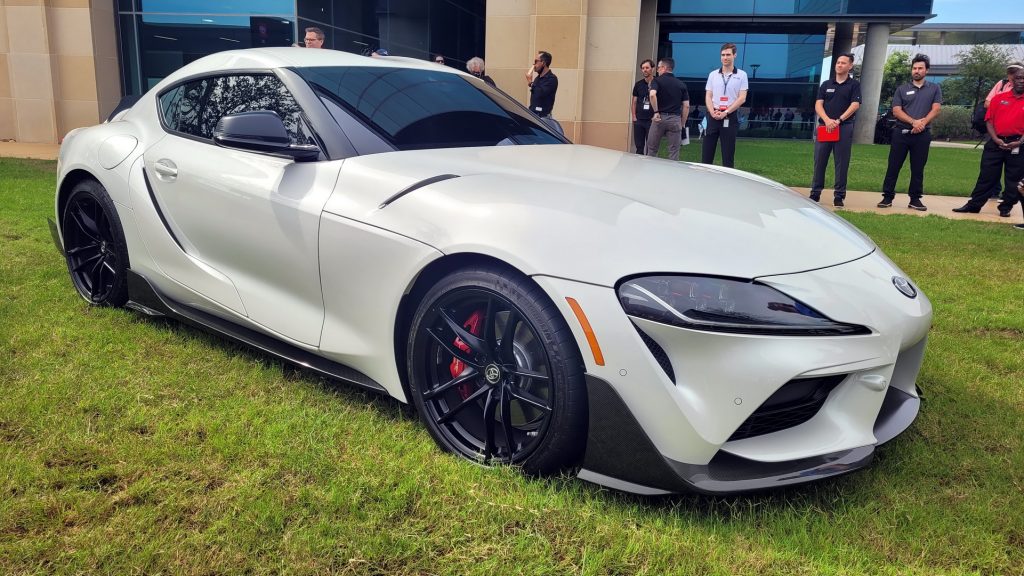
[565,297,605,366]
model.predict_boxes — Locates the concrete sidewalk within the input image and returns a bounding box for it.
[0,141,59,160]
[790,187,1019,224]
[1,140,1018,225]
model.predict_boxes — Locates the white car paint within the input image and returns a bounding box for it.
[53,47,933,494]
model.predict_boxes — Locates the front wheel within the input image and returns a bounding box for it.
[60,179,129,307]
[407,266,587,475]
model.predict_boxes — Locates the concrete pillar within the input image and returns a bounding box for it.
[854,22,888,145]
[485,0,644,150]
[831,22,854,80]
[0,1,120,143]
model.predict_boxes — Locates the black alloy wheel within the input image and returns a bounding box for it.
[61,180,129,307]
[408,267,587,475]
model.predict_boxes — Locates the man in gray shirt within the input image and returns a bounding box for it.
[878,53,942,211]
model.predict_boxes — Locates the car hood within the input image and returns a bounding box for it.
[327,144,876,285]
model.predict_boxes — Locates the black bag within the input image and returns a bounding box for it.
[972,79,1009,135]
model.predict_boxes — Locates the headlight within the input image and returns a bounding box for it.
[618,275,869,336]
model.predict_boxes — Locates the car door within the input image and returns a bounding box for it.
[144,73,341,346]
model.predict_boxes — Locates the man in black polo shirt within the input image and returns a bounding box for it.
[631,59,655,154]
[809,53,861,207]
[878,54,942,211]
[525,50,558,118]
[645,58,689,161]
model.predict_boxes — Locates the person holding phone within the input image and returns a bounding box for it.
[525,51,558,118]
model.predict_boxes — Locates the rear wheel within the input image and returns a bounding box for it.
[61,179,129,307]
[407,266,587,475]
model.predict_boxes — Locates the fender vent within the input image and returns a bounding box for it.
[633,324,675,383]
[729,375,845,441]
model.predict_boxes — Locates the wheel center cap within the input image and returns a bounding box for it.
[483,363,502,385]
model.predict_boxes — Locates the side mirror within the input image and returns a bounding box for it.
[213,111,320,162]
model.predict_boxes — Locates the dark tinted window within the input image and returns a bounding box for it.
[296,66,564,150]
[200,75,315,145]
[158,78,209,137]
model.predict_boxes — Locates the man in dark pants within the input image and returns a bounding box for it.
[702,42,748,168]
[631,59,655,154]
[525,51,558,118]
[810,52,861,208]
[952,68,1024,217]
[878,54,942,211]
[646,58,690,161]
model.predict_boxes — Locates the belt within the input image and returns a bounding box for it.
[997,134,1021,140]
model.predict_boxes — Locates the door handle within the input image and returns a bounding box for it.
[153,159,178,181]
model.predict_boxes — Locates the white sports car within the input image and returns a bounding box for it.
[50,48,931,495]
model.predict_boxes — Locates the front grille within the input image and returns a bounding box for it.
[728,375,845,441]
[633,324,675,383]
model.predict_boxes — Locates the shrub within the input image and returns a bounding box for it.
[931,105,974,140]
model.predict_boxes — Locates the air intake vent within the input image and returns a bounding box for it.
[728,375,845,441]
[633,324,675,383]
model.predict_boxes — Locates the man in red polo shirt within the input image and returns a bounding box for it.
[953,68,1024,218]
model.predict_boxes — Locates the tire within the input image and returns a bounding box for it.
[407,266,587,475]
[60,179,130,307]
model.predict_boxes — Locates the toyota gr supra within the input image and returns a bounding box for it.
[49,48,931,495]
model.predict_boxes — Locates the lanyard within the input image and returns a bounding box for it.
[719,69,734,96]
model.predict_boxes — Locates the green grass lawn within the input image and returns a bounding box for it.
[2,158,1023,575]
[664,139,984,197]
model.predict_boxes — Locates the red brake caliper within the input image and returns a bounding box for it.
[450,309,485,400]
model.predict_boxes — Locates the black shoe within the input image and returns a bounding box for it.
[833,198,844,208]
[999,210,1011,217]
[1014,224,1024,230]
[877,200,892,208]
[952,205,981,213]
[908,199,927,211]
[809,195,820,203]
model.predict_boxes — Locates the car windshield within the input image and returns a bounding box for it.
[296,66,565,151]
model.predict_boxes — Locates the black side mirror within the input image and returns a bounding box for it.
[213,111,320,162]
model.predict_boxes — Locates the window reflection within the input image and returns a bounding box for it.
[661,29,825,139]
[299,66,562,149]
[129,14,293,91]
[201,75,314,145]
[140,0,295,14]
[657,0,931,15]
[117,0,487,95]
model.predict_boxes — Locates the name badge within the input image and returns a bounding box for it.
[826,88,835,93]
[643,103,650,110]
[719,96,729,111]
[906,90,916,95]
[534,106,542,111]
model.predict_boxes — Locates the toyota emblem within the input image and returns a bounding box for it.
[892,276,917,299]
[484,364,502,384]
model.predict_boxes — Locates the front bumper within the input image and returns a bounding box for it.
[577,373,919,495]
[534,250,931,495]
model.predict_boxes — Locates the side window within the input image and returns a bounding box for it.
[199,74,315,146]
[158,79,208,137]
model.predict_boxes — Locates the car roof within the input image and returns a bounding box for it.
[155,48,456,93]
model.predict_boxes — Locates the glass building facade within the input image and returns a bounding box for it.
[657,0,933,139]
[116,0,485,96]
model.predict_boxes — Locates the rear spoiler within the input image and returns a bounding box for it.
[105,95,142,122]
